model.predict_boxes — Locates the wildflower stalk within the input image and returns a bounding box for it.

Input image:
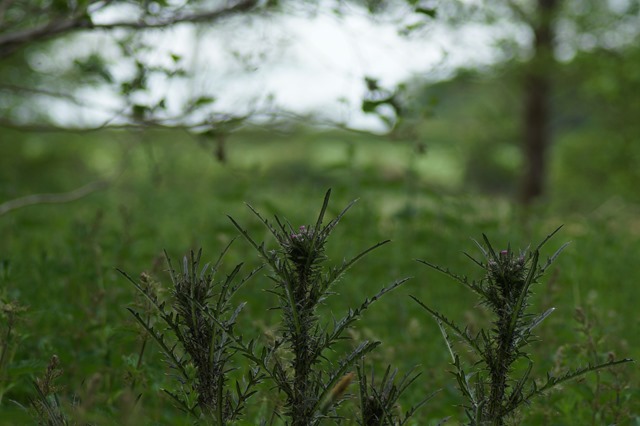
[120,244,264,423]
[230,189,409,425]
[30,355,67,426]
[0,298,26,404]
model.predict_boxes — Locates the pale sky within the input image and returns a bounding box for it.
[50,4,505,131]
[187,11,502,130]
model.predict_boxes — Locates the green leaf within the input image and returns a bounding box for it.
[193,96,216,107]
[362,99,382,113]
[415,7,437,18]
[74,53,113,83]
[132,104,147,120]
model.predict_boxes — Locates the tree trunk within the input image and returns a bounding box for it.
[520,0,559,204]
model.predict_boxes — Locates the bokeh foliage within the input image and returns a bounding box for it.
[0,127,638,423]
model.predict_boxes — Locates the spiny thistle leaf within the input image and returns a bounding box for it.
[505,250,539,343]
[539,241,571,274]
[526,358,634,401]
[126,308,189,380]
[533,225,564,253]
[436,318,457,364]
[320,278,409,355]
[163,388,198,416]
[322,240,390,293]
[410,296,482,357]
[416,259,485,298]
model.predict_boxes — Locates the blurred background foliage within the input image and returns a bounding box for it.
[1,0,639,424]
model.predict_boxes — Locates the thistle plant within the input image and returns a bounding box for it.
[30,355,67,426]
[124,270,161,391]
[120,245,263,423]
[0,297,26,404]
[229,189,409,425]
[543,300,635,424]
[356,361,436,426]
[0,260,28,405]
[412,226,633,425]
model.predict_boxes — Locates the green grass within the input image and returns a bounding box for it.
[0,128,638,424]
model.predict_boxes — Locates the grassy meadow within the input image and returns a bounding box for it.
[0,127,638,424]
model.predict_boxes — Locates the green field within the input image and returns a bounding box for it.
[0,128,638,424]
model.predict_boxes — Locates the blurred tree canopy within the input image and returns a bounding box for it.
[1,0,639,205]
[0,0,432,135]
[0,0,272,134]
[366,0,640,203]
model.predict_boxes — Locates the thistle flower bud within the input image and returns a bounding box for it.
[50,354,60,369]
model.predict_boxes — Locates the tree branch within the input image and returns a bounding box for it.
[0,110,249,134]
[505,0,534,26]
[0,0,259,58]
[0,0,15,26]
[0,180,109,216]
[0,83,103,107]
